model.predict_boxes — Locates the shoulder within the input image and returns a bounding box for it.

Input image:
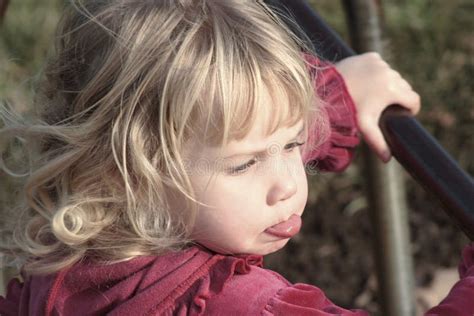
[201,254,368,315]
[204,258,290,314]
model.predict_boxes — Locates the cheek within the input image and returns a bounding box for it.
[189,185,264,246]
[190,208,252,253]
[189,187,244,234]
[191,194,257,235]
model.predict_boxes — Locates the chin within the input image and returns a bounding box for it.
[201,238,291,256]
[259,238,290,256]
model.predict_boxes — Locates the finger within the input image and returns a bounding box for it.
[360,119,392,162]
[408,90,421,115]
[397,89,421,115]
[388,82,421,115]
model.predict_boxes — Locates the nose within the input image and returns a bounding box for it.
[266,157,298,206]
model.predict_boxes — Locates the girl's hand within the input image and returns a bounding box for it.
[335,52,421,162]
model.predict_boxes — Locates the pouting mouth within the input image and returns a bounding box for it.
[264,214,302,238]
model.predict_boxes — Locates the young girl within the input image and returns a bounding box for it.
[0,0,472,315]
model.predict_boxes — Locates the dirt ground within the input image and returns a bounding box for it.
[264,148,469,315]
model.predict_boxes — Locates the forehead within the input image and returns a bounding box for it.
[181,77,311,167]
[215,116,303,157]
[188,114,304,163]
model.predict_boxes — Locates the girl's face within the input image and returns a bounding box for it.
[181,88,309,256]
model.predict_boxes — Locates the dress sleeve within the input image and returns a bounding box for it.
[302,54,360,172]
[424,243,474,316]
[262,283,368,315]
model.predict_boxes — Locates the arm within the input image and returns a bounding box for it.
[302,54,360,172]
[302,53,421,171]
[334,52,421,161]
[424,243,474,316]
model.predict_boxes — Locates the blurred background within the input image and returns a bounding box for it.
[0,0,472,315]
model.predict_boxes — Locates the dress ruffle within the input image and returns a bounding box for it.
[302,54,360,172]
[166,248,264,315]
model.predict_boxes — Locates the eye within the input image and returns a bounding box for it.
[228,158,258,175]
[228,141,306,175]
[284,141,306,152]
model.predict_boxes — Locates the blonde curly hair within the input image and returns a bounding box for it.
[0,0,327,275]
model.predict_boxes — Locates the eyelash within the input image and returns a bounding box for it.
[228,141,306,175]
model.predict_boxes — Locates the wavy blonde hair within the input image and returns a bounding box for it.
[0,0,328,275]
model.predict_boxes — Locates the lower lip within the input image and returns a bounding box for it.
[264,214,302,239]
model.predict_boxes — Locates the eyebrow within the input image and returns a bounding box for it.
[222,125,306,160]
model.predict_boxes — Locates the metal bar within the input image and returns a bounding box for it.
[380,106,474,240]
[362,150,415,316]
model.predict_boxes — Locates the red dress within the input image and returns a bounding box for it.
[1,57,472,316]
